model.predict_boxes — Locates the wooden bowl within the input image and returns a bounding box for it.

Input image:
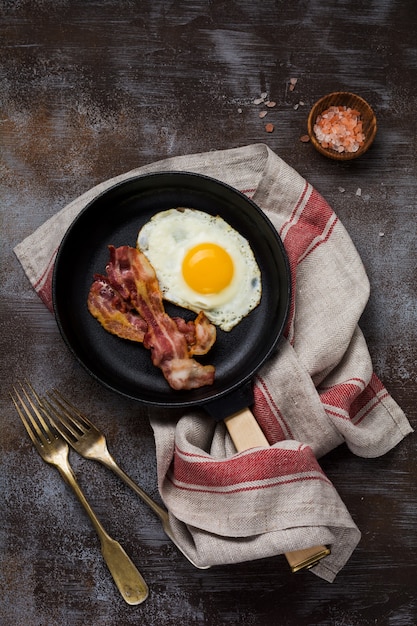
[307,92,377,160]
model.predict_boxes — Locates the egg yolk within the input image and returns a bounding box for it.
[182,243,234,294]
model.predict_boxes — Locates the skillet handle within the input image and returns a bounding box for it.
[223,407,331,573]
[224,407,269,449]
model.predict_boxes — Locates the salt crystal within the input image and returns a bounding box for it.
[356,188,362,196]
[260,92,268,99]
[259,111,268,118]
[338,187,345,193]
[253,97,264,105]
[379,232,385,237]
[289,78,297,91]
[266,101,276,108]
[293,103,299,110]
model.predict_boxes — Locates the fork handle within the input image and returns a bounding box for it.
[100,452,169,523]
[98,452,210,570]
[57,464,149,605]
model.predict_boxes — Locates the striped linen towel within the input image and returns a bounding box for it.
[14,144,412,582]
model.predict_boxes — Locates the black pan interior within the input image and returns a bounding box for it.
[52,172,290,408]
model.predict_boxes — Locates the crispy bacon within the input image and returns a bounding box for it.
[90,245,215,390]
[172,311,216,356]
[88,275,147,342]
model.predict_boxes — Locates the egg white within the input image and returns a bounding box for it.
[137,208,262,331]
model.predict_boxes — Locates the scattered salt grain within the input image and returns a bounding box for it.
[293,103,299,110]
[338,187,345,193]
[289,78,298,91]
[300,134,310,143]
[254,92,271,105]
[259,110,268,119]
[379,232,385,237]
[313,105,365,153]
[266,100,276,108]
[265,123,275,133]
[356,187,362,196]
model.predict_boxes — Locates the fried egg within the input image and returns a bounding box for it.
[137,208,262,331]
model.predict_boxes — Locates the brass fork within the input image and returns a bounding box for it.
[11,382,149,605]
[43,388,208,570]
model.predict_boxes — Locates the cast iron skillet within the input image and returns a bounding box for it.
[52,172,291,420]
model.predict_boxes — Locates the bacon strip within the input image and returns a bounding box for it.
[91,245,215,390]
[88,275,147,342]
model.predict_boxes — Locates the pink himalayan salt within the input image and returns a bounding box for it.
[313,105,365,153]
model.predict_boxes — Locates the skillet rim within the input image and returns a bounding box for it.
[52,171,291,409]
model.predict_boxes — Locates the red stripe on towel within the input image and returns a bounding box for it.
[252,378,294,443]
[319,378,367,409]
[166,471,330,495]
[321,373,389,424]
[171,443,327,489]
[280,185,338,340]
[37,265,55,313]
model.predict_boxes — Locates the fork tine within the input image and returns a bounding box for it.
[43,391,91,445]
[10,387,41,448]
[11,383,52,447]
[42,395,81,441]
[47,389,92,433]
